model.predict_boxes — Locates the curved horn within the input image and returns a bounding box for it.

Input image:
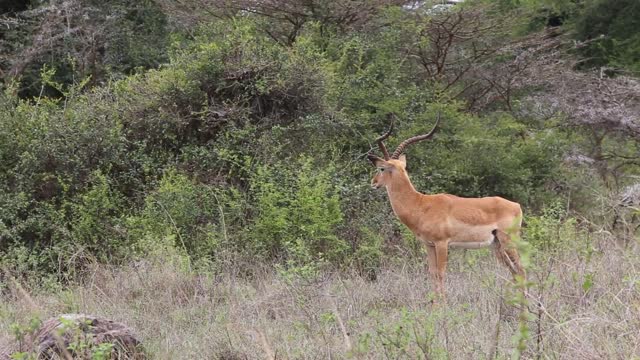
[374,113,395,160]
[390,113,440,159]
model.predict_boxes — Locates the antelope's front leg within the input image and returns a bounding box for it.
[434,242,449,298]
[425,244,438,295]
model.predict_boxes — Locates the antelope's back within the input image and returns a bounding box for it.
[438,194,522,226]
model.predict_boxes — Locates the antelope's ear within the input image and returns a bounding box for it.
[397,154,407,167]
[367,154,386,167]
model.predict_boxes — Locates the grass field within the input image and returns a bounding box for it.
[2,236,639,359]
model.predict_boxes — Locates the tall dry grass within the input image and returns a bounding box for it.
[1,238,639,359]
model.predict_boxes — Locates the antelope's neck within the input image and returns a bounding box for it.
[386,173,423,222]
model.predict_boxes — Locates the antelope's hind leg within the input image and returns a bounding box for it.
[492,229,525,279]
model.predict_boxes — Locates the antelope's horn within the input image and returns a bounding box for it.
[374,113,395,160]
[390,113,440,159]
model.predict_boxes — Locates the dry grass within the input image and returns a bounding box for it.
[2,240,639,359]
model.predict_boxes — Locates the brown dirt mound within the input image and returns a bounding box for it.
[1,314,145,359]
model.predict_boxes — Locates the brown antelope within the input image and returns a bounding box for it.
[367,114,525,296]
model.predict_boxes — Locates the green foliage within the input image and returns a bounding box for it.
[574,0,640,73]
[126,170,243,265]
[69,171,128,262]
[10,0,170,98]
[354,306,470,358]
[407,110,563,205]
[508,230,534,360]
[249,157,346,272]
[10,315,41,359]
[8,315,128,360]
[525,202,583,252]
[489,0,640,72]
[1,0,628,285]
[352,226,384,279]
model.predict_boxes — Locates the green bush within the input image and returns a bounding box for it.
[574,0,640,73]
[352,226,385,279]
[392,110,564,206]
[126,170,243,264]
[69,171,128,262]
[248,157,347,269]
[0,3,592,284]
[524,203,586,253]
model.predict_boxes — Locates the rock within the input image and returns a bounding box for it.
[1,314,145,359]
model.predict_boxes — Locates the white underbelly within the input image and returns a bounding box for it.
[421,237,495,249]
[448,221,496,249]
[420,220,498,249]
[448,238,495,249]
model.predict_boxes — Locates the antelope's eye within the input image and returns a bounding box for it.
[377,168,385,172]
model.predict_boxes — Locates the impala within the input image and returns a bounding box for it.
[367,114,525,296]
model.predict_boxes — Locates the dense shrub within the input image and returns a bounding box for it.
[3,0,170,98]
[2,1,630,284]
[247,157,346,268]
[126,171,228,262]
[574,0,640,73]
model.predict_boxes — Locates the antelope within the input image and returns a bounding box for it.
[367,114,525,296]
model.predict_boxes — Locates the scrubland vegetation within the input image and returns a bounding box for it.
[1,0,639,358]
